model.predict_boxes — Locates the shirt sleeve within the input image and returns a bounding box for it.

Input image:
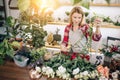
[92,33,102,41]
[81,24,102,41]
[62,25,70,47]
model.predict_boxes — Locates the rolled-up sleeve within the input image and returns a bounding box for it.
[62,25,71,46]
[92,33,102,41]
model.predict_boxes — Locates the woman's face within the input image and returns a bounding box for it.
[72,12,82,26]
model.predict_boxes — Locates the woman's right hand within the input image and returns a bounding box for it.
[60,45,68,52]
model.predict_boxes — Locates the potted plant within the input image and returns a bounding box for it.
[29,47,47,68]
[0,39,14,65]
[20,24,47,49]
[13,46,31,67]
[99,44,120,63]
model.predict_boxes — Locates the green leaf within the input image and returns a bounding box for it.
[81,0,90,9]
[71,0,82,5]
[0,57,4,65]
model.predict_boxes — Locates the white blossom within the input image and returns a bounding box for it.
[58,65,66,74]
[82,71,89,76]
[56,70,61,77]
[35,66,41,73]
[72,68,80,75]
[42,66,47,74]
[62,73,70,80]
[46,67,55,77]
[79,73,83,78]
[74,74,80,79]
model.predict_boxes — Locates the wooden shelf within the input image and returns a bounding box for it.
[48,22,120,29]
[90,3,120,7]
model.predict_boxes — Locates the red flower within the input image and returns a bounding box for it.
[80,54,90,61]
[110,45,118,52]
[71,53,77,60]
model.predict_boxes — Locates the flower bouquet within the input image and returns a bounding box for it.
[99,44,120,57]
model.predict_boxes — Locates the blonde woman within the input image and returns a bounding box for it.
[61,6,102,54]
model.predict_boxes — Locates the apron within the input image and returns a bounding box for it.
[69,29,87,53]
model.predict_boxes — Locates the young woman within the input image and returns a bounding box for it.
[61,6,102,54]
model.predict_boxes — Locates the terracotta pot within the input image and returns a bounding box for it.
[44,53,53,60]
[15,38,23,42]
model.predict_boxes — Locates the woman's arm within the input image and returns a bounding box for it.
[92,18,102,41]
[81,24,102,41]
[62,25,71,46]
[61,25,71,51]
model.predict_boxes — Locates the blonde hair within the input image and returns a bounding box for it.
[69,6,85,26]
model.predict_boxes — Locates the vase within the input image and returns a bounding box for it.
[104,56,112,62]
[104,56,112,67]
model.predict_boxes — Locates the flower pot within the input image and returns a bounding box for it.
[14,55,29,67]
[104,56,112,62]
[104,56,112,67]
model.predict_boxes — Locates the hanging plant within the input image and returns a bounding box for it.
[105,0,111,5]
[71,0,90,9]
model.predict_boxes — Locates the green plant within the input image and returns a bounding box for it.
[99,44,120,57]
[22,24,47,48]
[4,16,19,38]
[30,47,47,62]
[71,0,90,9]
[29,47,47,68]
[102,16,113,23]
[0,39,14,65]
[105,0,111,5]
[113,16,120,26]
[44,53,98,79]
[17,0,51,49]
[11,41,21,51]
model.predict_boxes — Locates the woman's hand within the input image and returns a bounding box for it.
[94,17,102,34]
[94,17,102,28]
[61,44,72,52]
[60,44,68,52]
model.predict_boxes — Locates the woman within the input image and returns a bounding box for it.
[61,6,102,54]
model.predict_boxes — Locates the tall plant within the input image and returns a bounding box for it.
[17,0,51,48]
[71,0,90,9]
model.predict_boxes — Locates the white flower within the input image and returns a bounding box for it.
[46,67,54,75]
[43,66,55,78]
[90,72,96,79]
[62,73,67,79]
[35,66,41,73]
[99,75,108,80]
[72,68,80,75]
[82,71,89,76]
[83,75,89,80]
[58,65,66,74]
[74,74,80,79]
[42,66,47,74]
[79,73,83,78]
[93,70,99,77]
[56,70,61,76]
[62,73,70,80]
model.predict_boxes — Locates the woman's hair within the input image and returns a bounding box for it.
[69,6,85,26]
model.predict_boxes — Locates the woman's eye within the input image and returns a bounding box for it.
[78,17,81,19]
[74,17,76,18]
